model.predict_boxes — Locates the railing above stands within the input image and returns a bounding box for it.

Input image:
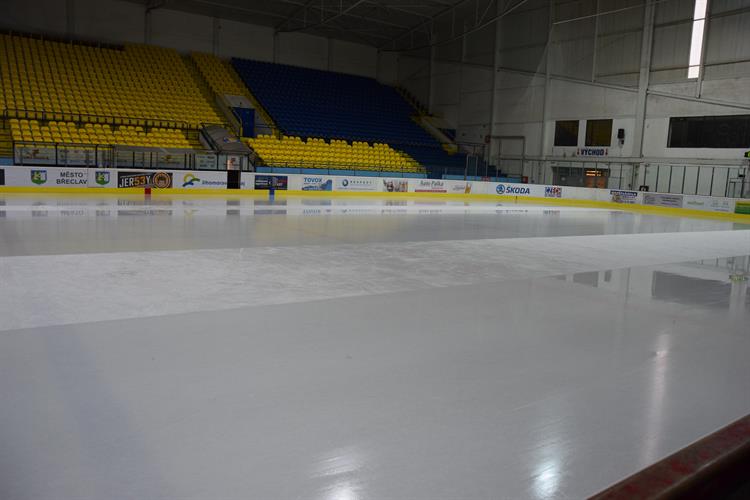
[3,108,195,130]
[12,141,254,171]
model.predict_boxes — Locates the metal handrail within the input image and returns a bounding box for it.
[3,108,194,130]
[214,94,242,137]
[13,140,205,152]
[256,158,426,176]
[1,29,125,50]
[11,140,236,170]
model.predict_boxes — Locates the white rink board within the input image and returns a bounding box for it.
[4,166,90,187]
[87,169,238,189]
[0,166,740,214]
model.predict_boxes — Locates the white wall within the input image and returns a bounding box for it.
[330,40,377,78]
[216,20,274,61]
[275,32,329,70]
[0,0,67,35]
[75,0,145,44]
[377,51,399,86]
[423,0,750,175]
[149,9,214,53]
[397,53,431,106]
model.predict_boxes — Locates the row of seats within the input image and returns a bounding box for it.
[246,134,423,173]
[231,57,467,172]
[9,119,199,149]
[232,58,432,145]
[191,52,249,99]
[0,34,224,128]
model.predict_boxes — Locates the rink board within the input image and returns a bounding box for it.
[0,166,748,220]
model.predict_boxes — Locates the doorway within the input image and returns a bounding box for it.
[552,166,609,188]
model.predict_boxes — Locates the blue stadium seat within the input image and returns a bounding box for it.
[231,58,467,175]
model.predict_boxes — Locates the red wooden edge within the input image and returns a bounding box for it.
[590,414,750,499]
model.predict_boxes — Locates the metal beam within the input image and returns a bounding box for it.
[632,0,655,161]
[380,0,532,51]
[362,0,434,19]
[275,0,319,30]
[591,0,599,82]
[381,0,468,50]
[487,0,501,168]
[277,0,412,33]
[540,0,554,158]
[190,0,290,21]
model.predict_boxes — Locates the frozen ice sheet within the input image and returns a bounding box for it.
[1,230,749,331]
[0,195,743,256]
[0,194,749,500]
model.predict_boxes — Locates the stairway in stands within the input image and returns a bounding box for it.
[189,52,279,140]
[396,87,459,155]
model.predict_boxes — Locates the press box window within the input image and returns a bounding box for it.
[668,115,750,148]
[585,119,613,147]
[554,120,579,146]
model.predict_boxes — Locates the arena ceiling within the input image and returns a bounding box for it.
[137,0,483,50]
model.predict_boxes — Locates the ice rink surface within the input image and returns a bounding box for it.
[1,194,749,500]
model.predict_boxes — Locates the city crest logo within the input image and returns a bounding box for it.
[95,171,110,186]
[30,170,47,185]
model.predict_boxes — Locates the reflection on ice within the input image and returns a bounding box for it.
[563,255,750,311]
[0,196,588,218]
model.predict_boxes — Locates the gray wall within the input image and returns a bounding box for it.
[0,0,394,82]
[403,0,750,177]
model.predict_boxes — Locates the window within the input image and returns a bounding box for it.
[688,0,708,79]
[668,115,750,148]
[554,120,579,146]
[585,119,612,147]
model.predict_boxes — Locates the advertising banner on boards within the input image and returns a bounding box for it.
[117,171,173,189]
[609,190,639,204]
[301,176,333,191]
[3,166,89,187]
[254,175,288,190]
[643,193,683,208]
[414,179,447,193]
[382,178,408,192]
[177,171,234,189]
[683,195,735,213]
[495,183,539,196]
[335,177,378,192]
[447,181,472,194]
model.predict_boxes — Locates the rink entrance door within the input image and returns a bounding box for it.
[552,166,609,188]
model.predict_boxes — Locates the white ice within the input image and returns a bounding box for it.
[0,194,749,500]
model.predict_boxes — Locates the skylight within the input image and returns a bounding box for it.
[687,0,708,79]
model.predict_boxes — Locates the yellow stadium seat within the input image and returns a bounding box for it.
[0,33,225,149]
[244,135,423,173]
